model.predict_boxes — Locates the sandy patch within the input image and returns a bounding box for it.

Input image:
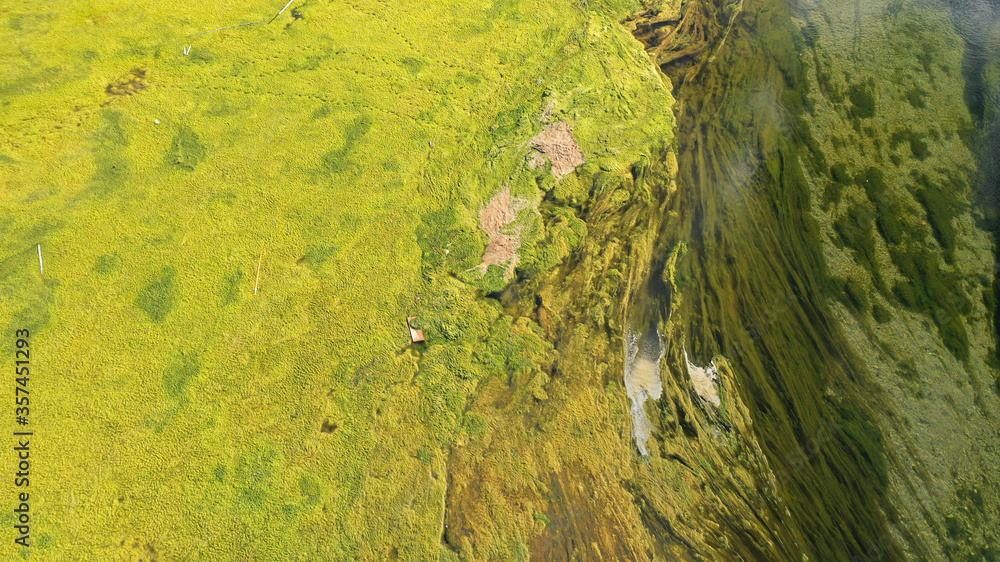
[684,349,720,407]
[529,121,585,180]
[475,186,530,275]
[624,329,665,456]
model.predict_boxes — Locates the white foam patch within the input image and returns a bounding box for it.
[684,348,721,407]
[624,329,665,456]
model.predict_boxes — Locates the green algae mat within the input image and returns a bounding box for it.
[0,0,676,558]
[3,0,1000,559]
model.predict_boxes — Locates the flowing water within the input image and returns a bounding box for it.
[623,0,1000,558]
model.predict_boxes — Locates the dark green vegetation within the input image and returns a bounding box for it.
[135,266,177,323]
[872,303,892,323]
[847,81,876,119]
[317,114,371,177]
[89,109,130,194]
[163,352,201,398]
[890,127,931,161]
[829,164,972,360]
[415,207,485,277]
[219,269,243,306]
[830,162,851,184]
[905,86,928,108]
[94,253,122,275]
[164,125,207,171]
[832,204,880,279]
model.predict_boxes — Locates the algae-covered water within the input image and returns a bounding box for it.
[625,0,1000,558]
[1,0,998,559]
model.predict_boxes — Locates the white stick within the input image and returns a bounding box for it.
[269,0,295,23]
[254,249,264,295]
[37,244,43,279]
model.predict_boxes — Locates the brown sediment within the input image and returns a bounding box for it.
[526,151,548,171]
[475,186,530,275]
[529,122,585,180]
[106,68,150,97]
[629,357,662,395]
[624,329,665,456]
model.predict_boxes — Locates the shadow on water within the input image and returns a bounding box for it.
[629,0,919,558]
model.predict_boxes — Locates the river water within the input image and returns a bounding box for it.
[624,0,1000,558]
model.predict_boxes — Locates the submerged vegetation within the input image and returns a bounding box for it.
[627,0,1000,558]
[0,0,998,559]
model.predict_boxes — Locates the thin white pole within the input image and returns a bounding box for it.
[37,244,44,280]
[254,249,264,295]
[269,0,296,23]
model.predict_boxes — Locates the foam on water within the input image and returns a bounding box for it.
[624,327,665,456]
[684,348,720,407]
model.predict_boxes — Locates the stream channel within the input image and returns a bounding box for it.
[621,0,1000,558]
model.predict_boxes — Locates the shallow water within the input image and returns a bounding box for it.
[627,0,1000,558]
